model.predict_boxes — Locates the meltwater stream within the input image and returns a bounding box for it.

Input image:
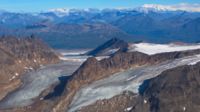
[68,54,200,112]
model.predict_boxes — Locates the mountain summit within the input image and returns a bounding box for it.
[138,3,200,13]
[86,38,128,56]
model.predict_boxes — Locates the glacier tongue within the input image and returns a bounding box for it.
[0,61,82,109]
[68,54,200,112]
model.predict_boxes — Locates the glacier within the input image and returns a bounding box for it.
[0,55,84,109]
[68,54,200,112]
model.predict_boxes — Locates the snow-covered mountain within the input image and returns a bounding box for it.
[0,4,200,49]
[47,3,200,16]
[48,8,70,17]
[138,3,200,13]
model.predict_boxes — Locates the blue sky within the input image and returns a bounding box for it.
[0,0,200,12]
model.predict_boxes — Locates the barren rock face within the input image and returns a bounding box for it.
[132,62,200,112]
[0,36,59,102]
[77,91,136,112]
[86,38,129,56]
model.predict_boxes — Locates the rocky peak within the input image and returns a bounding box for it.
[86,38,129,56]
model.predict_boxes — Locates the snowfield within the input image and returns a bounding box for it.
[58,49,90,62]
[59,55,109,62]
[129,43,200,55]
[59,49,90,56]
[68,54,200,112]
[59,55,90,62]
[59,49,110,62]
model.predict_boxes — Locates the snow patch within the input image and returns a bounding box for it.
[33,59,37,63]
[126,75,137,81]
[39,97,43,101]
[129,43,200,55]
[59,50,91,62]
[15,73,19,76]
[183,106,186,111]
[11,76,16,80]
[59,50,89,56]
[105,48,120,55]
[24,67,33,70]
[188,55,200,65]
[188,61,200,65]
[144,99,147,104]
[18,60,22,64]
[124,107,133,111]
[59,56,89,62]
[95,56,110,61]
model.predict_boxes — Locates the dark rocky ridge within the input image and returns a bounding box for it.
[51,48,200,112]
[76,58,200,112]
[86,38,129,56]
[130,62,200,112]
[0,36,59,101]
[0,36,58,61]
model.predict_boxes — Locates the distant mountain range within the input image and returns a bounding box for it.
[0,6,200,49]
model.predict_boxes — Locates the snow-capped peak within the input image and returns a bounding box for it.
[48,8,102,17]
[48,8,70,17]
[138,3,200,13]
[142,4,171,12]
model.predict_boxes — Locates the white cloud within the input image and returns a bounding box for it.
[142,3,200,12]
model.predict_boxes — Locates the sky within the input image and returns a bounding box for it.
[0,0,200,12]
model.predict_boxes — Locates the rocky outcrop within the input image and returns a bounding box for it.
[0,36,59,101]
[78,91,136,112]
[86,38,129,56]
[130,62,200,112]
